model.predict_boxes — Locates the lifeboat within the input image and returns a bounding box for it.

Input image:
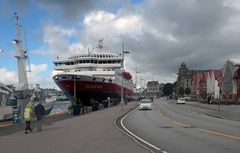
[122,71,132,80]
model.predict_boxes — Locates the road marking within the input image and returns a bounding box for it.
[199,128,240,141]
[155,103,191,128]
[156,102,240,141]
[120,107,162,151]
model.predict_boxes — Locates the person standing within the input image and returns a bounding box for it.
[24,102,33,134]
[34,101,45,132]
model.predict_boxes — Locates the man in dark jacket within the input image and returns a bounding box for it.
[34,102,45,132]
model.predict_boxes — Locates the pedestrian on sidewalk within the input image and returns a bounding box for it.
[24,102,33,134]
[34,101,45,132]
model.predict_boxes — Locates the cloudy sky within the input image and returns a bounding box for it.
[0,0,240,89]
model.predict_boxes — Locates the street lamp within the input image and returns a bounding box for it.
[135,69,139,89]
[140,78,144,88]
[121,43,130,109]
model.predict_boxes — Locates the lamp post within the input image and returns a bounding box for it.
[121,43,130,109]
[141,78,145,88]
[135,68,139,89]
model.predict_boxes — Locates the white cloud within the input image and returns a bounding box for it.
[27,64,50,88]
[83,11,115,25]
[35,21,77,58]
[0,68,17,85]
[28,64,48,78]
[113,15,143,39]
[82,11,143,42]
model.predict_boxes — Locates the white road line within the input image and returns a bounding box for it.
[120,106,164,152]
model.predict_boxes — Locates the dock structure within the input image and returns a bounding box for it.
[0,103,149,153]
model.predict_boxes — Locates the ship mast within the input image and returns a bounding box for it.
[13,12,28,91]
[97,38,104,52]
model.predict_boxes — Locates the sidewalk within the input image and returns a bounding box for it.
[0,102,149,153]
[185,101,240,122]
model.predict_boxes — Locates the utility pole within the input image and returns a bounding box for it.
[135,66,139,89]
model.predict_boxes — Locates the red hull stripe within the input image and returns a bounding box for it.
[56,80,134,95]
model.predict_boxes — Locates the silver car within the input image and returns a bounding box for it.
[177,98,185,104]
[139,99,152,110]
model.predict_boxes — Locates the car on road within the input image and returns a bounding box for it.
[139,99,152,110]
[177,98,185,104]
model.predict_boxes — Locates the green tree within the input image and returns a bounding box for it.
[163,83,174,96]
[185,87,191,95]
[179,87,185,96]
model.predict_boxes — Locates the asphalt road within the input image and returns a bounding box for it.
[123,98,240,153]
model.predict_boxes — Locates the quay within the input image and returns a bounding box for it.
[0,102,149,153]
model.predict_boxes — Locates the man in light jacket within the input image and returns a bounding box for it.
[24,102,33,134]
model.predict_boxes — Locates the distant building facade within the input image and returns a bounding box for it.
[176,63,195,96]
[145,81,161,98]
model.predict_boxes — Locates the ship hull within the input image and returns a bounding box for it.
[53,74,134,107]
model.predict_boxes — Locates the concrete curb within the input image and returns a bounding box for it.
[205,114,224,119]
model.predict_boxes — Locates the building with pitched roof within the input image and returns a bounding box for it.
[222,59,240,102]
[206,70,222,99]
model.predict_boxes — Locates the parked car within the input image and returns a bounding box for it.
[177,98,185,104]
[139,99,152,110]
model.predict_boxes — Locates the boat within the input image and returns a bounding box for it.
[0,83,14,121]
[40,96,56,115]
[31,84,57,116]
[52,40,134,109]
